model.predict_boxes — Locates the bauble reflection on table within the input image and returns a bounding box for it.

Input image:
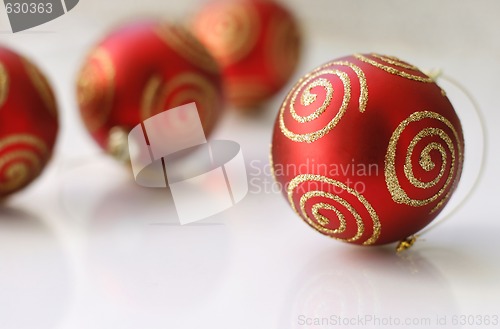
[271,53,464,246]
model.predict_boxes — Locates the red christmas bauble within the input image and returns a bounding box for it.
[76,21,223,154]
[192,0,302,109]
[0,46,59,198]
[271,53,465,245]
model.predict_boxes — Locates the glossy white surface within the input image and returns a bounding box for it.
[1,1,499,328]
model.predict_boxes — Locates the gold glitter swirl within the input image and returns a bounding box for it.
[141,72,218,129]
[22,58,57,117]
[0,134,49,194]
[156,24,219,74]
[370,53,419,70]
[429,193,450,214]
[280,69,350,143]
[405,133,450,189]
[193,1,259,66]
[355,53,433,83]
[280,60,370,143]
[311,202,345,229]
[329,61,368,113]
[287,174,381,245]
[385,111,463,209]
[141,74,163,120]
[269,143,276,183]
[77,47,116,132]
[0,135,49,156]
[0,62,9,107]
[291,77,334,123]
[301,191,363,240]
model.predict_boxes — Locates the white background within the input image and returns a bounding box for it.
[1,1,499,328]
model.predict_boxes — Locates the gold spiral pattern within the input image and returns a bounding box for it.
[141,74,163,119]
[22,58,58,117]
[371,53,419,70]
[0,134,49,194]
[194,1,259,66]
[287,174,381,245]
[141,72,218,129]
[279,61,368,143]
[77,47,116,132]
[0,62,9,108]
[291,77,334,123]
[355,53,433,83]
[330,61,368,113]
[385,111,463,212]
[156,24,219,74]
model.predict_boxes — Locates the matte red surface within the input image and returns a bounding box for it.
[193,0,302,109]
[77,21,223,150]
[271,54,465,245]
[0,46,59,198]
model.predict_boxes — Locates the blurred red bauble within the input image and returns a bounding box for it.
[192,0,302,109]
[0,46,59,198]
[76,21,223,156]
[271,53,464,246]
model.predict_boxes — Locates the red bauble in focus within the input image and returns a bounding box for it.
[76,21,223,156]
[0,46,59,198]
[271,53,465,245]
[192,0,302,109]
